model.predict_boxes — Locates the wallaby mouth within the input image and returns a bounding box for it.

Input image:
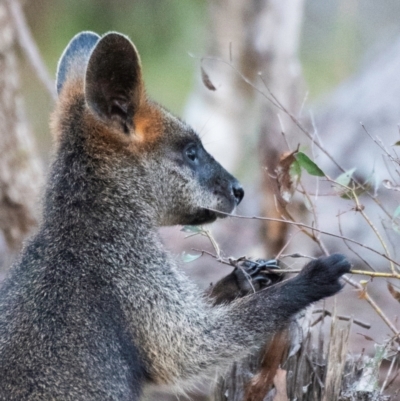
[188,209,218,225]
[189,204,236,226]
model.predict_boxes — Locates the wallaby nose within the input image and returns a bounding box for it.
[232,183,244,205]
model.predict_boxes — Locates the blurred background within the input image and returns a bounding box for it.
[1,0,400,399]
[17,0,400,158]
[10,0,399,156]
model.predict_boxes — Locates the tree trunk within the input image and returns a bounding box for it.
[254,0,305,257]
[0,1,43,257]
[184,0,265,172]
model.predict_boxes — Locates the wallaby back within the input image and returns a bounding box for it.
[0,31,350,401]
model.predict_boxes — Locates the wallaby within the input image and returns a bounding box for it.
[0,31,350,400]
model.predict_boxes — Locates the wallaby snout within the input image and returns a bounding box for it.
[231,181,244,205]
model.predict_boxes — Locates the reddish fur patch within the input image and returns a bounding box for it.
[130,101,164,149]
[245,329,289,401]
[51,78,164,160]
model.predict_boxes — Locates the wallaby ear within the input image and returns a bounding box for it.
[56,31,100,95]
[85,32,144,134]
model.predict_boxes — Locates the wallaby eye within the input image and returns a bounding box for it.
[184,144,198,163]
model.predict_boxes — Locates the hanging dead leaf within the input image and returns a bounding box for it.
[356,333,375,342]
[276,150,300,204]
[387,283,400,303]
[201,66,217,91]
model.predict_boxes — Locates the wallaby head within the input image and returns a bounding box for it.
[54,31,244,227]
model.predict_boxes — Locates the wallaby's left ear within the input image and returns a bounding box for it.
[56,31,100,95]
[85,32,144,134]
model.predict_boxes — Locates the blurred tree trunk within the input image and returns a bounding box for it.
[184,0,261,172]
[205,0,306,400]
[0,1,42,258]
[255,0,305,257]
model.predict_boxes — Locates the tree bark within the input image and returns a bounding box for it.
[0,1,43,255]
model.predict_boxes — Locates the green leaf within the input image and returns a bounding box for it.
[181,225,201,233]
[181,251,202,263]
[392,141,400,147]
[335,168,356,188]
[295,152,325,177]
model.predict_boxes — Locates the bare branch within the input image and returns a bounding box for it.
[6,0,56,100]
[206,207,400,268]
[312,309,371,330]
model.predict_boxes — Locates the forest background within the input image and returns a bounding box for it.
[2,0,400,399]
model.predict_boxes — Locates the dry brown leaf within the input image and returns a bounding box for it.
[273,368,289,401]
[276,150,298,204]
[387,282,400,303]
[200,66,216,91]
[356,333,375,342]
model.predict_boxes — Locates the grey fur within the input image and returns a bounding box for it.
[0,32,350,400]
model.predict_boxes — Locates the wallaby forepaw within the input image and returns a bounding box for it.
[300,254,351,299]
[317,254,351,278]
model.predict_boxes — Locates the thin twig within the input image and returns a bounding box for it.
[206,208,400,268]
[311,309,371,330]
[338,214,376,272]
[201,227,221,258]
[199,54,392,218]
[261,80,392,218]
[381,350,398,394]
[349,270,400,279]
[345,275,400,336]
[280,253,316,260]
[351,188,398,275]
[275,232,299,259]
[7,0,56,100]
[195,249,400,278]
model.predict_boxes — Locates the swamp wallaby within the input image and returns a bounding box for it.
[0,31,350,400]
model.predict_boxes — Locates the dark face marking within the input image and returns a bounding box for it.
[166,133,244,225]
